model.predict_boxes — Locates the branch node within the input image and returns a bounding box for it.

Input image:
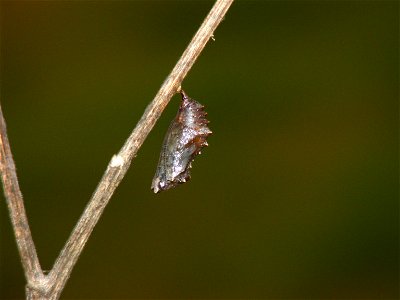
[110,154,124,168]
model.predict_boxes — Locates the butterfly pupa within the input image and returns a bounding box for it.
[151,91,212,193]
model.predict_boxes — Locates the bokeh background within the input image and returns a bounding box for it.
[0,1,398,299]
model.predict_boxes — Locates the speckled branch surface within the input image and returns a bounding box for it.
[0,1,234,299]
[0,104,44,285]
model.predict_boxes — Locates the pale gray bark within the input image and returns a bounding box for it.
[0,1,234,299]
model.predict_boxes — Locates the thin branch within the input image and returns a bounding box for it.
[47,0,234,298]
[0,104,43,283]
[1,1,233,299]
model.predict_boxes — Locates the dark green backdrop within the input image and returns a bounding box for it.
[1,1,398,299]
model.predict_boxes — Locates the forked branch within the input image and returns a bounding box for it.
[0,1,234,299]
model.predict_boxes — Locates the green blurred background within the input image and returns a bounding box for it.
[0,1,398,299]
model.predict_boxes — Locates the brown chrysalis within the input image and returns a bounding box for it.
[151,90,212,193]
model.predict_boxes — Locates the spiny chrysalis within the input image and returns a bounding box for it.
[151,90,212,193]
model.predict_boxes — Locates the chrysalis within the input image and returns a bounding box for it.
[151,90,212,193]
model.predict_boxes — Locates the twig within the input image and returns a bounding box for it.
[0,104,44,284]
[1,0,233,299]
